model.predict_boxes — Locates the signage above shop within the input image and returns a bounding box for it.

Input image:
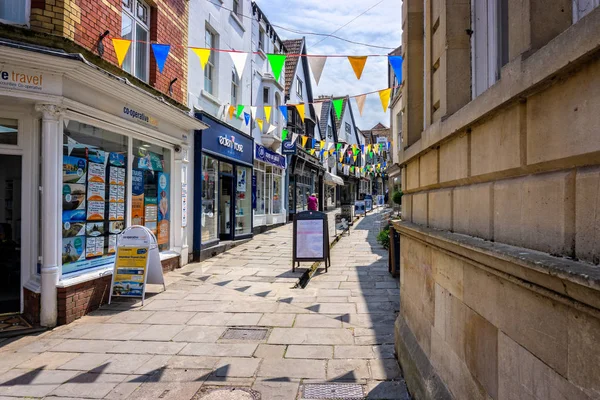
[282,139,297,155]
[122,106,159,128]
[0,66,61,95]
[220,135,244,152]
[376,136,388,144]
[196,113,254,166]
[255,144,286,169]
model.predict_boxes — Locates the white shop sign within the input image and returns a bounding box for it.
[0,66,62,95]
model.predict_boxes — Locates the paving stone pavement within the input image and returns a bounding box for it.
[0,208,409,399]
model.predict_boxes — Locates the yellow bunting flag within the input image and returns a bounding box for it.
[112,39,132,67]
[295,104,305,122]
[379,88,392,111]
[330,148,335,156]
[228,105,235,119]
[264,106,272,122]
[367,144,372,153]
[301,136,309,148]
[347,56,368,80]
[310,149,316,155]
[191,48,211,70]
[353,155,357,163]
[320,140,325,150]
[256,118,263,132]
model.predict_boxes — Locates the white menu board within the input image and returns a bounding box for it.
[295,219,324,259]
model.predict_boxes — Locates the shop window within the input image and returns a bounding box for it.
[268,167,283,214]
[121,0,150,82]
[0,0,28,25]
[231,66,239,105]
[236,166,252,235]
[131,139,171,251]
[254,162,266,215]
[204,28,217,94]
[62,122,128,275]
[0,118,18,145]
[201,154,218,243]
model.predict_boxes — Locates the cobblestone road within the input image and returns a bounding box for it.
[0,209,409,399]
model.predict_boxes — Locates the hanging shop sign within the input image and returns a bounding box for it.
[255,144,286,169]
[282,139,297,155]
[376,136,388,144]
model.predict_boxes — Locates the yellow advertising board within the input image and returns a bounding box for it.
[111,247,149,298]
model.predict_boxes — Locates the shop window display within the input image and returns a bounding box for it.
[201,154,218,243]
[254,162,265,215]
[236,166,251,235]
[267,166,283,214]
[62,122,128,275]
[131,140,171,251]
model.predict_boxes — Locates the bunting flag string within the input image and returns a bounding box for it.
[230,52,248,77]
[244,112,250,126]
[355,94,366,116]
[112,39,132,67]
[256,118,263,132]
[281,128,288,141]
[151,44,170,73]
[295,104,305,123]
[308,56,327,86]
[236,105,245,118]
[250,106,257,119]
[191,48,211,70]
[332,98,344,120]
[312,101,324,124]
[379,88,392,112]
[267,54,287,81]
[279,105,288,121]
[347,56,368,80]
[264,106,272,122]
[228,105,235,119]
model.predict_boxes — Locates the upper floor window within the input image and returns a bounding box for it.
[259,29,265,52]
[122,0,150,82]
[204,28,216,94]
[0,0,28,25]
[327,126,333,139]
[263,87,270,104]
[297,78,303,98]
[232,0,243,18]
[231,67,239,105]
[345,122,351,134]
[573,0,600,22]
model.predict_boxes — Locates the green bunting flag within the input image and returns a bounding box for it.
[281,129,288,141]
[236,104,245,118]
[332,98,344,120]
[267,54,287,81]
[336,143,342,151]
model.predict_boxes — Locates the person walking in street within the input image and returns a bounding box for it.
[307,192,319,211]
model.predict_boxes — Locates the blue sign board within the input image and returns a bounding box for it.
[196,113,254,166]
[282,139,297,155]
[255,144,286,169]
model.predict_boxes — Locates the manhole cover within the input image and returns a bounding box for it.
[195,387,260,400]
[222,328,268,340]
[302,383,364,399]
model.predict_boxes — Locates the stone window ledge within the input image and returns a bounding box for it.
[393,221,600,312]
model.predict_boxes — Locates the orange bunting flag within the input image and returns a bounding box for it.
[355,94,366,116]
[301,136,309,148]
[348,56,368,80]
[112,39,132,67]
[379,88,392,111]
[228,105,235,119]
[264,106,272,122]
[295,104,305,122]
[191,48,211,70]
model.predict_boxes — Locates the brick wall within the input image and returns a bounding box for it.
[28,0,189,105]
[23,288,41,326]
[58,275,112,325]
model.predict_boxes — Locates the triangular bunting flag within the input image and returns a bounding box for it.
[267,124,277,134]
[256,118,263,132]
[347,56,368,80]
[388,55,403,83]
[301,136,309,147]
[379,88,392,111]
[264,106,272,122]
[311,138,316,149]
[295,104,305,122]
[112,39,131,67]
[230,52,248,77]
[353,155,357,163]
[236,105,245,118]
[313,101,324,123]
[192,48,211,70]
[291,133,299,144]
[328,142,334,150]
[308,56,327,86]
[355,94,366,116]
[228,105,235,119]
[310,149,316,155]
[267,54,287,81]
[250,106,257,119]
[151,44,170,73]
[244,112,250,126]
[336,143,342,151]
[332,98,343,120]
[281,128,288,140]
[320,140,325,150]
[279,105,288,120]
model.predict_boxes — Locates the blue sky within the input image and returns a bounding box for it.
[256,0,402,130]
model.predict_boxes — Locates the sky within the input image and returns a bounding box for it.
[255,0,402,130]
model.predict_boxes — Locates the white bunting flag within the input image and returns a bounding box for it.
[267,124,277,134]
[313,101,324,124]
[308,56,327,86]
[250,106,257,119]
[230,52,248,77]
[355,94,366,116]
[291,133,299,144]
[327,142,334,150]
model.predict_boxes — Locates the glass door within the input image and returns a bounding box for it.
[0,155,21,313]
[234,165,252,237]
[219,162,233,241]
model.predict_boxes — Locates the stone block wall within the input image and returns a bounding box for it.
[27,0,189,105]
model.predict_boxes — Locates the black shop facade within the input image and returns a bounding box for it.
[193,113,254,259]
[287,148,325,221]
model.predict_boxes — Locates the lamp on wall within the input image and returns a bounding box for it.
[168,78,178,97]
[97,30,110,57]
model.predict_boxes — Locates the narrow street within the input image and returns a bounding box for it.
[0,211,409,400]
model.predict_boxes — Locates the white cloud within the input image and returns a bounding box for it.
[256,0,402,129]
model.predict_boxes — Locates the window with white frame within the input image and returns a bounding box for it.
[471,0,508,98]
[0,0,28,25]
[232,0,243,19]
[297,78,303,98]
[259,29,265,52]
[231,66,239,105]
[573,0,600,22]
[204,28,216,94]
[121,0,150,82]
[274,93,281,126]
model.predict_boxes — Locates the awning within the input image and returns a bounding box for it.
[324,171,344,186]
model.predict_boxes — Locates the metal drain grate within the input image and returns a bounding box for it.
[302,383,364,399]
[222,328,268,340]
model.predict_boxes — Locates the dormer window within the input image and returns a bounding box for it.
[297,78,303,98]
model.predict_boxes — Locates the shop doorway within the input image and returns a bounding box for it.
[0,155,22,314]
[219,162,234,241]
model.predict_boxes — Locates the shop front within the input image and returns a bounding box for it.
[253,144,286,233]
[288,149,325,220]
[323,171,344,211]
[193,113,254,258]
[0,43,205,327]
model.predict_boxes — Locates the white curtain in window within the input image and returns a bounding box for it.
[0,0,27,24]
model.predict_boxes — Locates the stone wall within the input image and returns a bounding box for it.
[395,4,600,400]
